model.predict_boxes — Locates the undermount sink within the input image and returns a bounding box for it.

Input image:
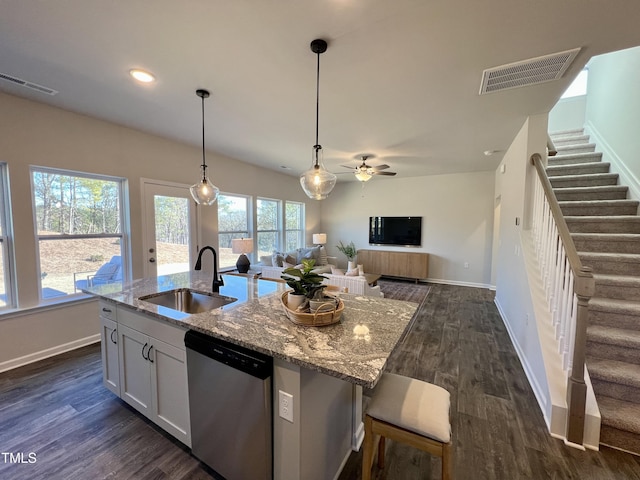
[138,288,237,314]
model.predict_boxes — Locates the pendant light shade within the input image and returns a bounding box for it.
[300,39,336,200]
[190,89,220,205]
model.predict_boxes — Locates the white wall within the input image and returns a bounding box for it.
[584,45,640,198]
[320,171,495,287]
[494,114,552,421]
[0,92,317,368]
[548,96,586,133]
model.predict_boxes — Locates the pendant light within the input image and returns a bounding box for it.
[190,89,220,205]
[300,39,337,200]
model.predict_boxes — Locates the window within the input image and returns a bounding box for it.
[256,198,281,259]
[31,167,128,300]
[0,164,16,309]
[285,201,305,251]
[561,68,588,99]
[217,194,251,269]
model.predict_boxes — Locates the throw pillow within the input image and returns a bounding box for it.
[357,264,365,276]
[331,267,345,275]
[297,246,321,264]
[260,255,273,266]
[285,253,298,265]
[272,252,285,267]
[345,267,360,276]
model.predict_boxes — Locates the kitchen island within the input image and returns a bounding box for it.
[86,272,419,480]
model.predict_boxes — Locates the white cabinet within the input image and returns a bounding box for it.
[100,304,191,447]
[99,302,120,396]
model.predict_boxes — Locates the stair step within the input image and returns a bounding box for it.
[553,185,628,201]
[565,215,640,233]
[550,128,585,137]
[597,396,640,454]
[559,199,639,216]
[547,162,610,177]
[589,297,640,331]
[589,359,640,405]
[573,233,640,254]
[555,143,596,155]
[549,173,618,188]
[587,325,640,365]
[551,134,589,145]
[594,274,640,301]
[547,152,603,166]
[579,251,640,275]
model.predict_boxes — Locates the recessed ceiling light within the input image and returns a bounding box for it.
[129,69,156,83]
[484,149,499,156]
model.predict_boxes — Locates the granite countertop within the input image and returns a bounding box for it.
[86,272,419,388]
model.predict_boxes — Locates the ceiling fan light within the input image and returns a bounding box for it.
[355,171,372,182]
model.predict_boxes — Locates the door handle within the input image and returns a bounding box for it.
[142,342,149,360]
[110,329,117,344]
[147,345,154,363]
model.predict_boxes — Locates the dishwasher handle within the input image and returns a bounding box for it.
[185,330,272,380]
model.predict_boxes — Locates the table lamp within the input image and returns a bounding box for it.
[231,238,253,273]
[312,233,327,246]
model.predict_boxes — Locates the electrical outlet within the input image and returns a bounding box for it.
[279,390,294,423]
[464,262,469,269]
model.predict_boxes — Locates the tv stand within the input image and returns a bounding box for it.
[357,249,429,282]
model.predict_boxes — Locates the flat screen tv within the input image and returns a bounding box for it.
[369,216,422,246]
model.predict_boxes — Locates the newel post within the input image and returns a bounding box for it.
[565,265,595,446]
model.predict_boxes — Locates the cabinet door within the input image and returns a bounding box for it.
[118,324,152,417]
[149,338,191,447]
[100,316,120,396]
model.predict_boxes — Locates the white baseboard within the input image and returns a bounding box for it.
[585,122,640,202]
[426,277,493,289]
[0,334,100,373]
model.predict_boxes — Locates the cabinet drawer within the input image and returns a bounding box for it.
[117,306,187,349]
[99,301,117,320]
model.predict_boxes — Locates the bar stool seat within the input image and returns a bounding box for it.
[362,373,452,480]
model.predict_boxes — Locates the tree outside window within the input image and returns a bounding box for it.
[31,168,128,299]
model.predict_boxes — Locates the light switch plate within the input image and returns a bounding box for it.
[279,390,294,423]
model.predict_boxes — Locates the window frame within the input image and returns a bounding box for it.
[0,163,16,310]
[30,166,130,302]
[256,197,282,259]
[217,193,253,270]
[284,200,305,251]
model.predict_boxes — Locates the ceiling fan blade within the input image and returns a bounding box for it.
[370,164,390,171]
[373,171,397,176]
[340,165,357,170]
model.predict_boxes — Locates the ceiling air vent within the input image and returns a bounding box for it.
[479,48,581,95]
[0,72,58,96]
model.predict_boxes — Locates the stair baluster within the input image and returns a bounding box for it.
[531,152,595,447]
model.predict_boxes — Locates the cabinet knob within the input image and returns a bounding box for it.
[149,257,156,263]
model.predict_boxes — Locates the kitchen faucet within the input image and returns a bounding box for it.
[194,246,224,293]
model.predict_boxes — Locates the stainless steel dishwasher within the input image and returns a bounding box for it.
[185,330,273,480]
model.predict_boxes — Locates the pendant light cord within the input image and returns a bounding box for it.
[314,50,321,164]
[201,94,207,176]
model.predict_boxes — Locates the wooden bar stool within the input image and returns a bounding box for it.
[362,373,452,480]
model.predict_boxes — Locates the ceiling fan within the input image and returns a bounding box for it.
[340,155,397,182]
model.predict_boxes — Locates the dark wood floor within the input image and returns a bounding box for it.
[1,283,639,479]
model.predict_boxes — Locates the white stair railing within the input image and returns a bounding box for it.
[530,152,595,447]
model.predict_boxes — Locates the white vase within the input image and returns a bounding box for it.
[347,261,357,271]
[287,292,305,310]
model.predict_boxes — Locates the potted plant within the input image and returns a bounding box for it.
[281,259,328,310]
[336,240,357,270]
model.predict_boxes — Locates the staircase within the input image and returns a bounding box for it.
[549,129,640,455]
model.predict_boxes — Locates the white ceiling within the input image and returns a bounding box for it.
[1,0,639,182]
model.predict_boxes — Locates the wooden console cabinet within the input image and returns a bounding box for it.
[357,249,429,281]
